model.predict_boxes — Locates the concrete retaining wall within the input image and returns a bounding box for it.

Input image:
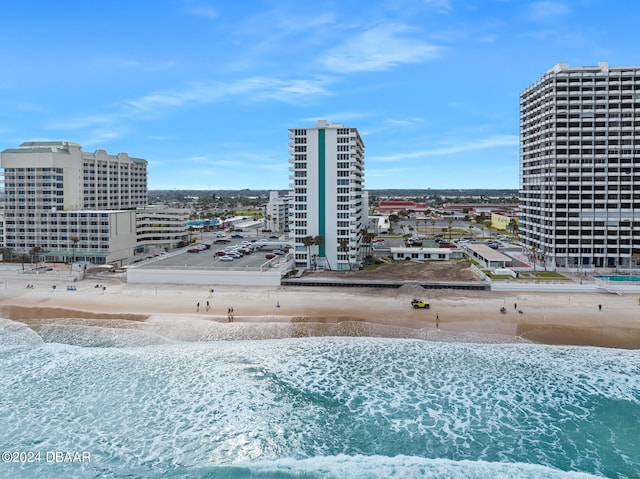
[126,268,282,287]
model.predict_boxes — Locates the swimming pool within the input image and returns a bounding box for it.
[595,275,640,282]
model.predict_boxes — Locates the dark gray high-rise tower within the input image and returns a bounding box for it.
[520,62,640,270]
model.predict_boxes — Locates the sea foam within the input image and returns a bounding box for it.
[0,329,638,478]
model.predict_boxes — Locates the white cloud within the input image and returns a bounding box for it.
[371,135,518,162]
[185,5,218,20]
[89,58,177,72]
[82,127,129,147]
[360,117,425,136]
[321,24,441,73]
[423,0,453,14]
[300,112,371,124]
[46,115,112,130]
[526,1,571,22]
[251,77,337,104]
[120,75,335,119]
[16,102,49,113]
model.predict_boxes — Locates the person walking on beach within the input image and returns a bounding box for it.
[436,313,439,330]
[598,304,602,311]
[206,300,210,311]
[197,302,200,312]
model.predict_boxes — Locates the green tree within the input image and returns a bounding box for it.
[302,236,315,269]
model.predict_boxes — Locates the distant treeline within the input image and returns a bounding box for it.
[149,189,519,200]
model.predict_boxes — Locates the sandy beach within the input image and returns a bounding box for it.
[1,278,639,349]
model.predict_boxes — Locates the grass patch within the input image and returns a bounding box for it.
[486,274,514,280]
[484,270,572,281]
[234,210,262,218]
[535,271,567,278]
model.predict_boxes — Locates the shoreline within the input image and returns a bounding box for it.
[1,280,639,349]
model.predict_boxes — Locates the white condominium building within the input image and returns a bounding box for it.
[263,190,291,233]
[289,120,365,270]
[0,141,148,264]
[520,62,640,270]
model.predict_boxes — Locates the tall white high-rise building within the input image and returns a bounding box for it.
[288,120,365,270]
[0,141,148,264]
[520,62,640,270]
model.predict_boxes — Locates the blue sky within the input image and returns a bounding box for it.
[1,0,639,190]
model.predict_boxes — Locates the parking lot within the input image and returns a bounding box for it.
[133,233,292,271]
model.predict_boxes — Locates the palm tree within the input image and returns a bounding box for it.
[17,253,30,271]
[70,236,79,263]
[302,235,315,269]
[359,228,370,259]
[447,218,453,241]
[0,247,13,262]
[339,238,351,270]
[364,231,376,260]
[431,219,436,238]
[389,214,399,233]
[508,217,519,239]
[313,235,324,269]
[531,246,538,272]
[29,246,42,266]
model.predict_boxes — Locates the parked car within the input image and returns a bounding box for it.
[219,255,234,261]
[269,235,279,239]
[231,234,243,239]
[214,238,231,244]
[265,253,276,259]
[187,248,200,253]
[215,250,228,256]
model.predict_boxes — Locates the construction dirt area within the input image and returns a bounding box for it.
[300,260,484,283]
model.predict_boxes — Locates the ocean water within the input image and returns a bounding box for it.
[0,317,639,479]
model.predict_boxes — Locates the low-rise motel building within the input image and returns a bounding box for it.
[390,247,462,261]
[491,213,520,233]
